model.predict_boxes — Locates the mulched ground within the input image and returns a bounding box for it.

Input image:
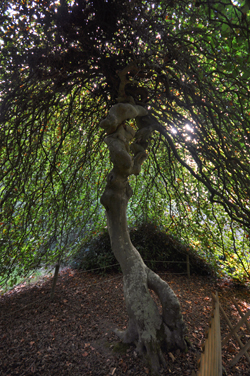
[0,268,250,376]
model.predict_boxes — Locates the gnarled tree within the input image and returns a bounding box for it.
[99,65,186,371]
[1,0,250,371]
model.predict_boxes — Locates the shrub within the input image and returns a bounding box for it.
[70,222,214,276]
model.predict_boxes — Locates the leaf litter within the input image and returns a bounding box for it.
[0,268,249,375]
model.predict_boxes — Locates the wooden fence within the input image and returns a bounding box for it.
[196,292,222,376]
[194,292,250,376]
[216,294,250,367]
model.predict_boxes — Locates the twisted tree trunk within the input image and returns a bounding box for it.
[100,101,187,374]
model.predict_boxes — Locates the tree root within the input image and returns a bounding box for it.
[113,266,187,375]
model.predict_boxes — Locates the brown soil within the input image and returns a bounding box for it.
[0,268,250,375]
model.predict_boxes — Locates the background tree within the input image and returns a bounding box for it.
[1,0,250,370]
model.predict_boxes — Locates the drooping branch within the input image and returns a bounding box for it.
[143,111,250,227]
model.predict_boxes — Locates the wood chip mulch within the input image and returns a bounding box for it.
[0,268,250,375]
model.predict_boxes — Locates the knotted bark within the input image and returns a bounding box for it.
[100,98,187,374]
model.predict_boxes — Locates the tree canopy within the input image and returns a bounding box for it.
[1,0,250,286]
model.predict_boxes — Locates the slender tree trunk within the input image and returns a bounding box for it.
[99,100,187,374]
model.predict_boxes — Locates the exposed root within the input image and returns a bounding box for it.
[147,267,187,351]
[113,266,187,375]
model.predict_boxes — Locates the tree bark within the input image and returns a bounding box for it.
[100,102,187,374]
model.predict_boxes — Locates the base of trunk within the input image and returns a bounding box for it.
[114,262,187,375]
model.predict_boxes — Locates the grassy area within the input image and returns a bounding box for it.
[0,267,54,295]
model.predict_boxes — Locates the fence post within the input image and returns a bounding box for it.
[50,263,60,301]
[187,254,190,278]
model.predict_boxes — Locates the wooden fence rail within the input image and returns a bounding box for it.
[196,292,222,376]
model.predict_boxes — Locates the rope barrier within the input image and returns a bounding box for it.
[74,258,189,274]
[83,274,123,289]
[73,262,120,273]
[159,272,188,275]
[0,257,191,319]
[144,260,187,264]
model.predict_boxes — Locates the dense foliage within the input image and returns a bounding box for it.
[1,0,250,287]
